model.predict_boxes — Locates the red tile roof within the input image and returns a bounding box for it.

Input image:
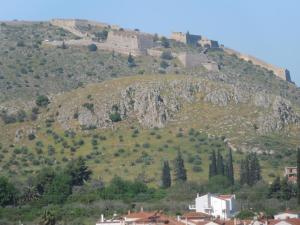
[268,218,300,225]
[183,211,212,219]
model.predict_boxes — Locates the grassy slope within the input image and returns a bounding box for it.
[0,75,299,186]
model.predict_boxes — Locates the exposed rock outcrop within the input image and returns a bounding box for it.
[257,96,299,134]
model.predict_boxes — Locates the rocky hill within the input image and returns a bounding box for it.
[0,20,299,184]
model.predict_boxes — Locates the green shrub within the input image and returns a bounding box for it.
[88,44,97,52]
[36,95,50,107]
[161,51,173,60]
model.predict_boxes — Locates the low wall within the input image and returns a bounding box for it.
[223,47,290,81]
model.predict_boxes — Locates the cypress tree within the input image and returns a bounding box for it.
[249,153,261,186]
[281,177,292,201]
[216,150,224,176]
[161,161,171,188]
[174,151,187,182]
[297,148,300,204]
[209,150,217,178]
[240,153,261,186]
[209,150,217,179]
[227,149,234,185]
[240,159,247,185]
[268,176,281,198]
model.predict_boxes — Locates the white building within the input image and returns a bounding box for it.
[189,193,236,220]
[274,211,300,220]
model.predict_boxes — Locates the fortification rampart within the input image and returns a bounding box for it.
[176,52,219,71]
[223,47,291,81]
[105,30,154,56]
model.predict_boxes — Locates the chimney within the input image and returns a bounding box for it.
[101,214,104,222]
[128,210,131,215]
[197,193,200,198]
[177,215,180,221]
[140,206,144,212]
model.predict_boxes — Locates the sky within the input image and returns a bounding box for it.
[0,0,299,85]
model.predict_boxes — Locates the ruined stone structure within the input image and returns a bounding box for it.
[223,47,291,82]
[50,19,108,38]
[170,32,219,48]
[176,52,219,71]
[102,30,155,56]
[170,32,201,45]
[198,37,219,48]
[284,166,297,183]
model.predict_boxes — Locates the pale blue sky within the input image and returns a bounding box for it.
[0,0,299,85]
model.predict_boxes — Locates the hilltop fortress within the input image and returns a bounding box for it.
[47,19,291,82]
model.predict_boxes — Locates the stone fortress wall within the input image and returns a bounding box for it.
[170,32,219,48]
[104,30,155,56]
[223,47,291,82]
[176,52,219,71]
[46,20,291,80]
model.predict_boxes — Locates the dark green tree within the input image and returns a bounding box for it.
[280,177,292,201]
[174,151,187,182]
[161,37,170,48]
[240,159,249,185]
[268,176,281,198]
[297,148,300,204]
[66,157,92,186]
[87,43,97,51]
[209,150,217,179]
[0,177,17,206]
[226,149,234,185]
[240,153,261,186]
[161,161,171,188]
[34,167,56,195]
[95,30,108,41]
[127,53,136,67]
[249,153,261,186]
[36,95,50,107]
[43,173,72,204]
[216,150,224,176]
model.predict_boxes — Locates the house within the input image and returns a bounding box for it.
[189,193,237,220]
[274,210,300,220]
[268,218,300,225]
[96,211,185,225]
[284,167,297,183]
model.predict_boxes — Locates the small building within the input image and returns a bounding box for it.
[274,210,300,220]
[284,167,297,183]
[189,193,237,220]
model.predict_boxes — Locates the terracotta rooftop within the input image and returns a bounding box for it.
[268,218,300,225]
[183,211,212,219]
[216,195,234,201]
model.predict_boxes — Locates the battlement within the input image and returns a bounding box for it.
[170,32,218,48]
[223,47,291,82]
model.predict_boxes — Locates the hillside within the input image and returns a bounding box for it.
[0,20,300,185]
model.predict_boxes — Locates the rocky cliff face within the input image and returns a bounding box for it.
[53,77,299,134]
[56,79,206,129]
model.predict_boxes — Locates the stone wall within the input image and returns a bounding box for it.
[170,32,188,43]
[198,38,219,48]
[223,47,291,81]
[104,30,154,56]
[176,52,219,71]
